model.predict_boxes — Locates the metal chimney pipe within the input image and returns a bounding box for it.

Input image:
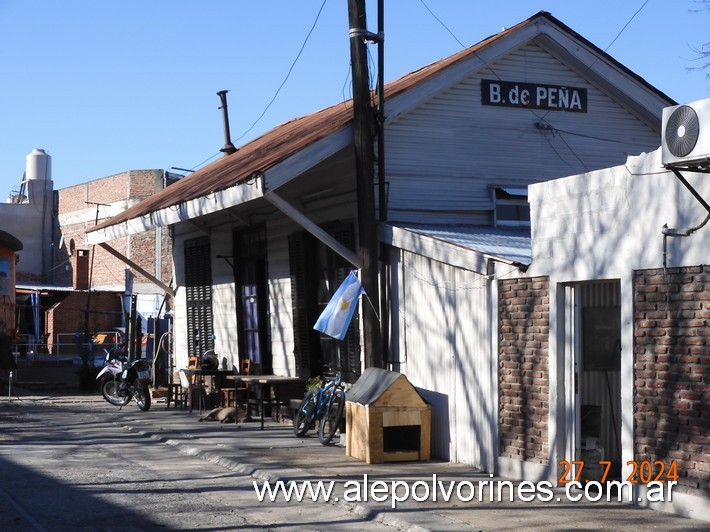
[217,90,237,156]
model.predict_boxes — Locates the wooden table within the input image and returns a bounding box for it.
[182,368,232,413]
[226,375,306,429]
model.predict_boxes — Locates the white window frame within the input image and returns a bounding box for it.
[491,186,530,228]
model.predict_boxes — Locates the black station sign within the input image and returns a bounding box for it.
[481,80,587,112]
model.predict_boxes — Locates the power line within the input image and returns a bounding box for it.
[603,0,650,55]
[188,1,651,175]
[577,0,650,80]
[418,0,465,48]
[186,0,330,172]
[233,0,329,144]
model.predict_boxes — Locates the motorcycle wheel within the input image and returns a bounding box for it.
[102,379,131,406]
[133,384,151,411]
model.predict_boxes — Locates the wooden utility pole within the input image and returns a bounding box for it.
[348,0,382,368]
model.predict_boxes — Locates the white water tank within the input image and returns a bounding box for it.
[25,148,51,181]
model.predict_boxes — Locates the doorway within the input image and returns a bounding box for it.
[233,227,271,374]
[566,281,622,482]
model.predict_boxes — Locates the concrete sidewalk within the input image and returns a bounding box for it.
[9,390,710,531]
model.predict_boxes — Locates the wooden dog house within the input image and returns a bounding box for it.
[345,368,431,464]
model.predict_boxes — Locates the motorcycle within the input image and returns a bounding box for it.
[96,351,152,411]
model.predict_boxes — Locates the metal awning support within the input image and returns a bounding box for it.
[671,168,710,214]
[98,242,176,297]
[263,190,362,268]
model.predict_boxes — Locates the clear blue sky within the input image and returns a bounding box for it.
[1,1,707,191]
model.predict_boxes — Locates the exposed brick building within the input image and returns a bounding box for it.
[54,170,173,293]
[41,169,175,352]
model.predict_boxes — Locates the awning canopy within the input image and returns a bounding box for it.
[381,223,531,273]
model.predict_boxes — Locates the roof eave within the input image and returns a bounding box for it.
[85,179,264,244]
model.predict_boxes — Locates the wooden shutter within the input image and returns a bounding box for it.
[288,232,318,376]
[184,237,214,356]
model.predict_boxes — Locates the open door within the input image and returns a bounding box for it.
[564,281,622,483]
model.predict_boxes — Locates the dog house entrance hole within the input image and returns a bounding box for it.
[383,425,421,454]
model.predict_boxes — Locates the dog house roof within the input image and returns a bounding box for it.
[347,367,427,407]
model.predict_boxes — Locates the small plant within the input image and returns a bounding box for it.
[305,376,322,391]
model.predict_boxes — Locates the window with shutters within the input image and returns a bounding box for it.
[289,223,360,382]
[184,237,214,356]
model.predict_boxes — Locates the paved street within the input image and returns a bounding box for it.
[1,390,709,531]
[0,394,396,531]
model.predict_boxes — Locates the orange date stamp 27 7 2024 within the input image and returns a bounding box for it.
[558,460,679,484]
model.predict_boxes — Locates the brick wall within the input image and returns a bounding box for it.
[634,265,709,497]
[45,291,123,353]
[54,170,172,289]
[499,276,550,463]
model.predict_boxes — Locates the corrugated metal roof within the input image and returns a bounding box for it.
[88,11,673,236]
[392,223,532,266]
[15,283,119,293]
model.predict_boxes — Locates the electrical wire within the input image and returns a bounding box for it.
[624,164,674,176]
[366,47,378,106]
[542,133,578,172]
[402,253,522,292]
[553,131,590,172]
[602,1,650,58]
[233,0,329,144]
[417,0,651,174]
[546,125,625,144]
[185,0,330,173]
[416,1,596,170]
[341,62,353,103]
[418,0,465,48]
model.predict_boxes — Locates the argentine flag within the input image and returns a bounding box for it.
[313,271,365,341]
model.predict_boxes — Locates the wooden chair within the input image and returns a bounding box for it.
[181,356,205,411]
[166,371,183,408]
[187,356,199,379]
[221,359,251,407]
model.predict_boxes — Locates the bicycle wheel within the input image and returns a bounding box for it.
[318,387,345,445]
[294,388,319,437]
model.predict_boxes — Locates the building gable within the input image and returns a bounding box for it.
[384,37,666,225]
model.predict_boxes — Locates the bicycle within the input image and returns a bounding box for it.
[293,373,346,445]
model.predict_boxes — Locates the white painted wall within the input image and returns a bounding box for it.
[527,149,710,518]
[385,41,662,226]
[210,225,239,367]
[391,248,497,469]
[171,230,188,370]
[267,213,297,377]
[528,148,709,279]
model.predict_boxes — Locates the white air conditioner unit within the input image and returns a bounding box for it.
[661,98,710,168]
